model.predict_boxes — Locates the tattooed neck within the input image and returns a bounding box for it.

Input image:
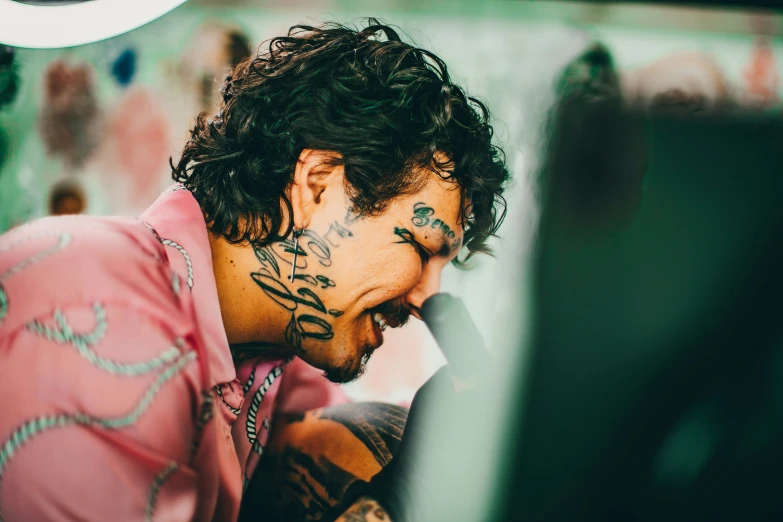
[248,211,357,357]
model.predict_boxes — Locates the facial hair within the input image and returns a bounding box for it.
[323,349,373,384]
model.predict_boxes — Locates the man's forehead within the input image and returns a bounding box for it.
[416,173,464,218]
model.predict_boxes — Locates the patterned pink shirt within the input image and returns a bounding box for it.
[0,186,347,521]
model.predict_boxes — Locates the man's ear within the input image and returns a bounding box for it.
[290,149,345,229]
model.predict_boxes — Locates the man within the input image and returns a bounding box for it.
[0,20,508,521]
[315,42,657,522]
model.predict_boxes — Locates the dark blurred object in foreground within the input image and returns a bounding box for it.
[502,104,783,521]
[421,293,487,381]
[541,43,648,232]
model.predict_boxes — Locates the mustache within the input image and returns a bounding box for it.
[373,299,411,327]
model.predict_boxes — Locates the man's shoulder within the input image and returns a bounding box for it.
[0,215,184,337]
[0,214,163,271]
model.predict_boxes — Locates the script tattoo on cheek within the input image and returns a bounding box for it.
[273,230,332,269]
[250,210,358,354]
[252,234,338,354]
[411,202,461,251]
[292,274,337,289]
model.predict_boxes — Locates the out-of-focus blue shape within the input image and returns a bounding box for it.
[111,48,136,87]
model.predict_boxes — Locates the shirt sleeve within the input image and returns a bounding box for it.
[274,356,350,414]
[0,303,206,522]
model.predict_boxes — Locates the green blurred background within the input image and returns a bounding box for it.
[0,0,781,405]
[1,0,780,396]
[1,3,782,519]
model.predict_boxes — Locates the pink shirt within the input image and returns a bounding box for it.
[0,185,347,521]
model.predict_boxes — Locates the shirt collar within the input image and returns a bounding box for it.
[140,184,236,386]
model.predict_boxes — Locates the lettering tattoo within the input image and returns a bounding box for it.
[394,202,461,260]
[254,245,281,277]
[252,234,335,354]
[324,221,353,248]
[293,274,319,286]
[293,274,336,289]
[345,207,361,226]
[273,230,332,269]
[249,212,357,356]
[411,202,434,227]
[316,275,336,289]
[411,202,461,252]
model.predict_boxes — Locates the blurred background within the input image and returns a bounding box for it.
[0,0,781,405]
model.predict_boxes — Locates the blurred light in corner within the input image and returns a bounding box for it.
[0,0,188,49]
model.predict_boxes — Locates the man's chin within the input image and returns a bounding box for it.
[323,352,372,384]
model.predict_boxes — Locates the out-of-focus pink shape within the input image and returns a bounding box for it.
[744,38,780,107]
[621,52,734,110]
[0,187,349,520]
[38,60,101,168]
[181,21,251,114]
[107,87,172,206]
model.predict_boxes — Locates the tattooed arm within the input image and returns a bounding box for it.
[241,402,407,521]
[335,497,390,521]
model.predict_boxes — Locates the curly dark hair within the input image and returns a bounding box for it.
[172,19,509,265]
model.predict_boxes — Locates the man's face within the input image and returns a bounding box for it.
[251,167,465,383]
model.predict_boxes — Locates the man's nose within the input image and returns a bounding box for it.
[405,262,443,320]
